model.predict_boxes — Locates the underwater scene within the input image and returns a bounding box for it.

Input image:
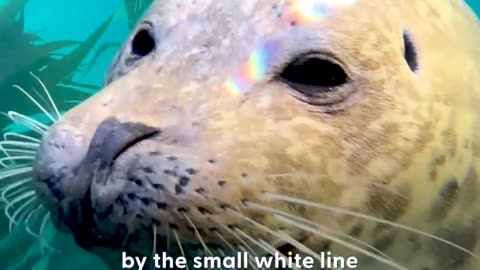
[0,0,479,270]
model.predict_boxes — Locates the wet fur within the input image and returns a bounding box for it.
[32,0,480,269]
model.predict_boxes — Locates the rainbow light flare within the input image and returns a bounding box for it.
[223,0,355,95]
[224,40,282,95]
[288,0,356,23]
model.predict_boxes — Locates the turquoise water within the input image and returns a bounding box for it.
[0,0,478,269]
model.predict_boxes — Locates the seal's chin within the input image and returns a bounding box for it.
[32,118,162,250]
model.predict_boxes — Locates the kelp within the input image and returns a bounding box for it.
[124,0,153,29]
[0,1,119,269]
[0,2,116,129]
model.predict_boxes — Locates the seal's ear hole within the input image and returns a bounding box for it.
[131,29,155,57]
[279,53,348,89]
[403,31,418,72]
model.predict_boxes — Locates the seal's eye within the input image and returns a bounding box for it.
[279,53,349,91]
[278,52,356,109]
[131,28,155,57]
[403,31,418,72]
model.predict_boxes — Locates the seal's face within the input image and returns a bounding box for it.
[33,0,480,269]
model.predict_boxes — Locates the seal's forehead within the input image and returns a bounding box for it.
[139,0,399,95]
[149,0,361,28]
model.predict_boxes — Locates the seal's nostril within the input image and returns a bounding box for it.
[84,117,161,169]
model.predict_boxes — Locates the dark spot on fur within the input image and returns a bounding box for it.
[407,235,422,251]
[195,187,206,194]
[167,156,177,161]
[208,159,216,164]
[218,180,226,187]
[349,224,364,237]
[156,202,167,210]
[197,207,211,215]
[179,176,190,186]
[133,178,143,186]
[241,199,249,206]
[178,207,188,213]
[152,183,165,190]
[152,219,161,226]
[143,167,154,173]
[185,168,197,175]
[459,166,478,208]
[136,213,143,219]
[367,186,410,221]
[187,226,195,234]
[373,230,396,252]
[430,178,459,221]
[127,193,136,200]
[241,173,248,178]
[149,151,162,156]
[175,184,183,194]
[169,223,178,230]
[140,197,150,205]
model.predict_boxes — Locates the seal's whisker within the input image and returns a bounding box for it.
[247,202,393,261]
[0,149,36,156]
[7,196,37,231]
[0,156,35,164]
[5,190,36,220]
[4,189,35,209]
[234,228,288,270]
[3,132,42,143]
[237,245,261,270]
[230,208,403,270]
[214,232,259,270]
[274,216,407,270]
[121,215,138,250]
[24,205,45,237]
[1,177,33,202]
[183,212,214,256]
[5,111,48,135]
[0,141,40,150]
[226,210,311,270]
[152,225,157,270]
[214,230,237,253]
[30,72,61,121]
[0,167,32,180]
[215,221,258,256]
[265,193,480,260]
[12,84,58,124]
[38,212,59,254]
[172,229,190,270]
[165,222,170,253]
[10,198,40,232]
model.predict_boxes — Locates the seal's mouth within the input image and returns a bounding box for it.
[33,118,162,248]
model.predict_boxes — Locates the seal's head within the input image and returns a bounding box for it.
[33,0,480,269]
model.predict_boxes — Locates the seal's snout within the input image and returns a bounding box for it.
[33,126,86,218]
[82,118,161,172]
[33,117,161,241]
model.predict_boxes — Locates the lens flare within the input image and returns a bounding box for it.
[224,40,282,95]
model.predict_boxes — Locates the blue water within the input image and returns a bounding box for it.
[0,0,478,270]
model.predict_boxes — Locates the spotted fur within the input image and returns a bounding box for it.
[32,0,480,269]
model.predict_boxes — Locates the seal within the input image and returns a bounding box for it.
[30,0,480,269]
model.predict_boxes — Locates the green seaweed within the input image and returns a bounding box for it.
[0,2,116,129]
[0,2,118,269]
[124,0,153,29]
